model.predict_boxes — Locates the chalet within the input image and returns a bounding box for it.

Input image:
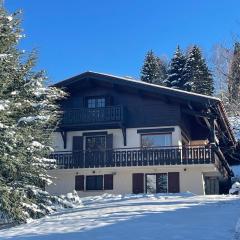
[47,71,236,196]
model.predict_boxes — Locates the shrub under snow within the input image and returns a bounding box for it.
[0,191,82,225]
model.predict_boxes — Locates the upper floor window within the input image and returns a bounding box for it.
[141,133,172,147]
[87,97,106,108]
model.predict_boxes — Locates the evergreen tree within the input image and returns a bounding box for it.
[164,46,186,89]
[140,50,167,85]
[156,56,167,84]
[183,45,214,95]
[228,42,240,102]
[0,7,65,223]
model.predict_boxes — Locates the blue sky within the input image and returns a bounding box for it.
[6,0,240,83]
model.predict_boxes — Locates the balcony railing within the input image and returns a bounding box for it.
[50,145,215,169]
[60,106,125,126]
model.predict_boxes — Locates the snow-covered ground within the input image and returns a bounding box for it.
[0,193,240,240]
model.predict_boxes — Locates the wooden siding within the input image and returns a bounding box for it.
[60,83,181,129]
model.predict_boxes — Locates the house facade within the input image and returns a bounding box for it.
[47,71,236,196]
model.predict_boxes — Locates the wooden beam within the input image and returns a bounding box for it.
[121,127,127,146]
[182,108,217,119]
[60,131,67,149]
[209,118,216,143]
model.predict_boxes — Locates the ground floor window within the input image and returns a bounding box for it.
[75,174,113,191]
[86,175,103,190]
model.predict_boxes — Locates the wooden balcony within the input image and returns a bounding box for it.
[50,145,217,169]
[60,105,125,128]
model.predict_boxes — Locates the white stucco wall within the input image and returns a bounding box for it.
[46,164,219,196]
[48,126,222,196]
[52,125,182,151]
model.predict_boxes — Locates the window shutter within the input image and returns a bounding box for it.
[104,174,113,190]
[106,134,113,149]
[132,173,144,194]
[75,175,84,191]
[105,95,113,106]
[106,134,113,166]
[168,172,180,193]
[72,136,84,167]
[72,136,83,152]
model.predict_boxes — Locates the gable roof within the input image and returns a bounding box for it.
[54,71,220,104]
[54,71,236,145]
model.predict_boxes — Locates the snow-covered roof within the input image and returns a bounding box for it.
[55,71,221,103]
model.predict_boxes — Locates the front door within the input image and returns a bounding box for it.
[205,177,219,195]
[146,173,168,194]
[85,135,106,167]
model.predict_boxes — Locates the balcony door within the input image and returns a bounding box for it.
[85,135,106,167]
[146,173,168,194]
[146,172,179,193]
[85,135,106,151]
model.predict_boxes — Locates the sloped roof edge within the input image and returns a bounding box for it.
[54,71,221,103]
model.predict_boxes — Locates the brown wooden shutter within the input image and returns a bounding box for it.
[72,136,83,152]
[132,173,144,194]
[75,175,84,191]
[105,96,113,106]
[168,172,180,193]
[106,134,113,149]
[106,134,113,166]
[72,136,84,167]
[104,174,113,190]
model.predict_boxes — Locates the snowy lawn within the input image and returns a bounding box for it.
[0,193,240,240]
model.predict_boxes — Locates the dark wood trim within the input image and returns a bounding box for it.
[182,108,217,119]
[60,131,67,149]
[137,128,174,134]
[51,145,214,169]
[168,172,180,193]
[122,127,127,146]
[132,173,144,194]
[82,131,108,137]
[104,174,113,190]
[209,118,216,143]
[75,175,84,191]
[181,130,190,143]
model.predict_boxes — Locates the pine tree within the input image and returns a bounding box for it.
[0,7,65,223]
[164,46,186,89]
[156,56,167,84]
[183,45,214,95]
[140,50,167,85]
[228,42,240,102]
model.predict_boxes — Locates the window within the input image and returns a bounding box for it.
[85,135,106,151]
[87,97,105,108]
[84,174,114,191]
[86,175,103,190]
[146,173,168,194]
[141,133,172,147]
